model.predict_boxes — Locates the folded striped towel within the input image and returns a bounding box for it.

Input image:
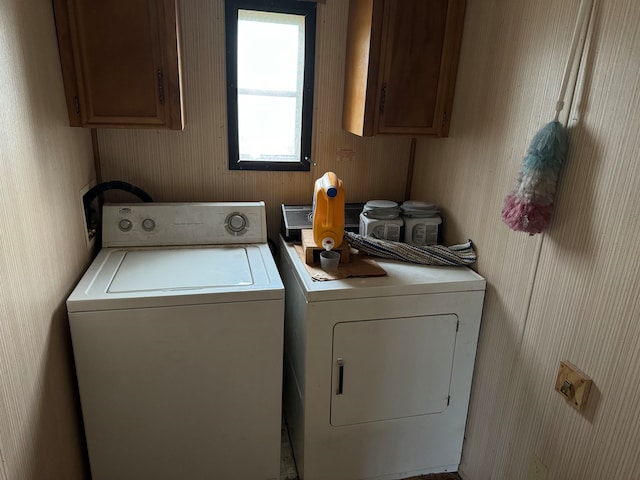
[345,232,477,266]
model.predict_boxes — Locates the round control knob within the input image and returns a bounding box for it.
[229,214,245,231]
[225,213,248,235]
[142,218,156,232]
[118,219,133,232]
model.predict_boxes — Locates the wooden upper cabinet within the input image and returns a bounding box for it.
[343,0,466,137]
[53,0,184,130]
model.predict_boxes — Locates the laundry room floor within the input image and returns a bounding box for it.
[279,420,462,480]
[280,420,298,480]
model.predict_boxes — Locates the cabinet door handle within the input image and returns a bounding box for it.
[379,83,387,114]
[336,357,344,395]
[157,69,165,104]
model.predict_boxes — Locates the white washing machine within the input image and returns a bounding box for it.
[277,236,486,480]
[67,202,284,480]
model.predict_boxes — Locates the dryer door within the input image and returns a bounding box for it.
[330,314,458,426]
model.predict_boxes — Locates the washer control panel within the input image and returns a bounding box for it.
[102,202,268,247]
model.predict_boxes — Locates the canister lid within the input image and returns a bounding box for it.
[363,200,401,219]
[402,200,436,209]
[365,200,398,209]
[401,201,439,218]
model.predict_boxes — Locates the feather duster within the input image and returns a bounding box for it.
[501,121,568,234]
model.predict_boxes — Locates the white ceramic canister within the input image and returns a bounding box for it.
[359,200,404,242]
[401,201,441,246]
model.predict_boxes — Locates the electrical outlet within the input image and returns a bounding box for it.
[555,361,593,410]
[526,455,548,480]
[79,180,98,250]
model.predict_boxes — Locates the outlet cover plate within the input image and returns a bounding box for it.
[555,360,592,410]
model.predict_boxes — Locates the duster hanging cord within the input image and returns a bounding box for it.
[502,0,593,234]
[554,0,593,121]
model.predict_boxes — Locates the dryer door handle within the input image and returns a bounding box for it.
[336,358,344,395]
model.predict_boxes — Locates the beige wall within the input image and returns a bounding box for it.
[412,0,640,478]
[0,0,95,478]
[96,0,412,238]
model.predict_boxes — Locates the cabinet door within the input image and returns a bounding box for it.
[342,0,465,137]
[376,0,465,136]
[53,0,183,129]
[330,314,458,426]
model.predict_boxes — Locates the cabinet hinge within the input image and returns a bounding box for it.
[74,96,80,114]
[379,83,387,114]
[157,69,165,105]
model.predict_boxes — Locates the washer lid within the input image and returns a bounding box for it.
[67,244,283,312]
[108,248,252,293]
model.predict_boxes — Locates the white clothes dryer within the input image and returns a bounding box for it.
[277,235,486,480]
[67,202,284,480]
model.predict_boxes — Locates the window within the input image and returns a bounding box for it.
[225,0,316,171]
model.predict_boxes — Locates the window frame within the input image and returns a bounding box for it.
[225,0,316,171]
